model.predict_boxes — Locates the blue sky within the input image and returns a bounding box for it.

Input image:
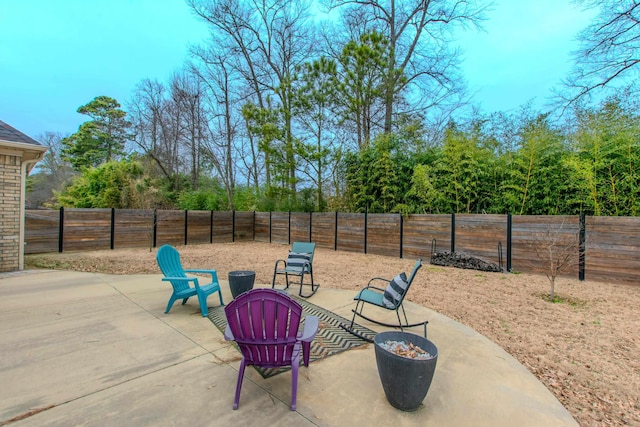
[0,0,593,141]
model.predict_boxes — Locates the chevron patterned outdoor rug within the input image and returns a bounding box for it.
[208,295,376,378]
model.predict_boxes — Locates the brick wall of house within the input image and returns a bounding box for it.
[0,154,22,272]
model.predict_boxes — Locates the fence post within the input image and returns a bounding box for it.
[152,208,157,248]
[184,210,188,245]
[210,210,214,244]
[288,211,291,244]
[58,206,64,253]
[334,211,338,251]
[110,208,115,250]
[399,213,404,259]
[232,210,236,242]
[579,212,586,281]
[269,211,272,243]
[309,211,312,242]
[364,210,368,254]
[450,213,455,253]
[507,213,512,272]
[253,211,256,241]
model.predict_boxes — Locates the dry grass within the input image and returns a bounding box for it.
[26,241,640,427]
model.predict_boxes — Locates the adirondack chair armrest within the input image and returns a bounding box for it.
[299,315,319,342]
[162,276,197,283]
[223,324,234,341]
[162,276,200,289]
[184,269,218,279]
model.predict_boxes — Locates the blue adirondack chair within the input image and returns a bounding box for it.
[224,288,318,410]
[156,244,224,317]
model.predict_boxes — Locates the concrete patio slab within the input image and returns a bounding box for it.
[0,270,578,426]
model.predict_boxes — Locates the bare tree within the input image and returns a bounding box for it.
[328,0,487,134]
[189,0,274,190]
[562,0,640,106]
[189,49,244,209]
[26,132,75,208]
[171,70,207,190]
[128,79,184,188]
[526,219,581,301]
[188,0,317,199]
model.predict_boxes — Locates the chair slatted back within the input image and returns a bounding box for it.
[225,289,303,368]
[156,245,190,292]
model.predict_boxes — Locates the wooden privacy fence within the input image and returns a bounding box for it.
[25,208,640,284]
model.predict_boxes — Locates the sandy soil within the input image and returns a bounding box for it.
[25,241,639,427]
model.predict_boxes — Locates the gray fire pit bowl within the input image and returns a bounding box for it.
[228,270,256,299]
[374,330,438,411]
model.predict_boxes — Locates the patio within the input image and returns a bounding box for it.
[0,270,577,426]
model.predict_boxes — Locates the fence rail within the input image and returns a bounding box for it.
[24,208,640,284]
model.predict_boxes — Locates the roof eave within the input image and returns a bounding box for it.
[0,139,48,153]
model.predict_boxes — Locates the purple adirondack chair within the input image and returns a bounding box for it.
[223,288,319,411]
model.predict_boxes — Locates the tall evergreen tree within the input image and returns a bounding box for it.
[61,96,129,170]
[336,31,389,149]
[295,57,340,211]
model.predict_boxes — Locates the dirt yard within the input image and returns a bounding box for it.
[26,241,639,427]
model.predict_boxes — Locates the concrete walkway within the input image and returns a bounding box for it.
[0,270,578,426]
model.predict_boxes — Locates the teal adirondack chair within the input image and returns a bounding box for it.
[156,245,224,316]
